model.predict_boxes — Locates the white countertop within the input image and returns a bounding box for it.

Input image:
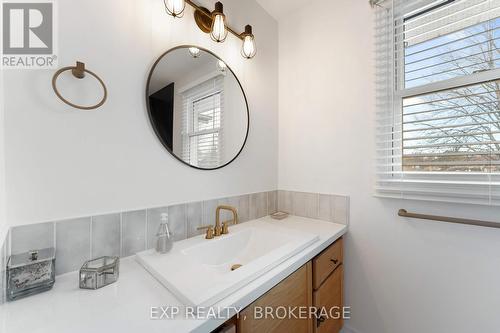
[0,216,347,333]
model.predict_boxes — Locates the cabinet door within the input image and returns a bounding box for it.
[238,263,313,333]
[313,238,343,289]
[313,265,343,333]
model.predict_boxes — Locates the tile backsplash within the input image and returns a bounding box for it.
[56,218,90,275]
[1,232,10,304]
[277,190,350,225]
[0,189,349,303]
[11,222,54,255]
[3,191,279,278]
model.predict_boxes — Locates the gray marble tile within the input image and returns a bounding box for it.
[250,192,268,220]
[292,192,305,217]
[333,195,350,225]
[202,199,219,227]
[278,190,293,213]
[0,233,8,304]
[293,192,318,219]
[5,231,10,258]
[218,196,240,222]
[218,195,250,224]
[236,195,250,223]
[147,206,169,249]
[306,192,319,219]
[319,194,333,222]
[186,202,203,238]
[0,259,3,304]
[122,210,146,257]
[56,217,91,275]
[292,192,318,218]
[168,204,187,241]
[11,222,54,255]
[267,191,277,215]
[91,213,120,258]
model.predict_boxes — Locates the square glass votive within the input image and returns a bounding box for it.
[79,256,119,290]
[7,248,56,301]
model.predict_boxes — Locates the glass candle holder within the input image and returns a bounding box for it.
[79,256,119,290]
[7,248,56,301]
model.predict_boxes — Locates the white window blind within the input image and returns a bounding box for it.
[181,76,224,168]
[375,0,500,205]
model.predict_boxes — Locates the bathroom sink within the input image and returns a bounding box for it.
[136,219,319,308]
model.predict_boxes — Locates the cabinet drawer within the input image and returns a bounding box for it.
[313,265,343,333]
[312,238,343,289]
[238,263,313,333]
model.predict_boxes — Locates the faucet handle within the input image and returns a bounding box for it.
[221,220,236,234]
[197,225,215,239]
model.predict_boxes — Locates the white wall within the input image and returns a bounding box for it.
[3,0,278,226]
[223,71,248,162]
[0,63,6,239]
[278,1,500,332]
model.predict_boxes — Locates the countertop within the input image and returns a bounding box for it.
[0,216,347,333]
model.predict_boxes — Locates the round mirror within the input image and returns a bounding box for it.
[146,46,249,170]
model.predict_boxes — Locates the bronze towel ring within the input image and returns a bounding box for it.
[52,61,107,110]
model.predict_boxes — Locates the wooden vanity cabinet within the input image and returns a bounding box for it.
[236,237,343,333]
[312,238,343,289]
[313,238,343,333]
[313,265,343,333]
[238,262,313,333]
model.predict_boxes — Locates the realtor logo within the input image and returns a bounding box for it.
[1,0,57,68]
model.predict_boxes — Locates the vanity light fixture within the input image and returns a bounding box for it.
[241,25,256,59]
[164,0,186,17]
[210,2,228,42]
[189,47,201,58]
[164,0,257,59]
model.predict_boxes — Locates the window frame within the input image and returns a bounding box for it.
[187,90,222,139]
[181,77,224,169]
[393,1,500,175]
[374,0,500,206]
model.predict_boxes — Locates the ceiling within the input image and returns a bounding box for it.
[255,0,307,21]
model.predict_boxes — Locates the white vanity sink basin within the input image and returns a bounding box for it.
[136,219,319,308]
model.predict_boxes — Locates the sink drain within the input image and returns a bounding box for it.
[230,264,242,271]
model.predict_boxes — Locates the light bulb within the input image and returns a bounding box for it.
[164,0,185,18]
[189,47,201,58]
[241,25,256,59]
[210,2,228,43]
[217,60,227,72]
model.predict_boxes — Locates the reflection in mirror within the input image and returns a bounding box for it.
[147,46,249,170]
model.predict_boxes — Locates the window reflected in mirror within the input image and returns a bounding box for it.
[146,46,249,170]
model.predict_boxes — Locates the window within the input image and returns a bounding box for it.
[402,81,500,173]
[181,76,224,168]
[376,0,500,204]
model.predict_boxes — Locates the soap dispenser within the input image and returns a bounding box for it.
[156,213,173,254]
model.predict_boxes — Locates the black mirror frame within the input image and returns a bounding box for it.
[145,45,250,171]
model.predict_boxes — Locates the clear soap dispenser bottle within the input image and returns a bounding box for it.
[156,213,173,254]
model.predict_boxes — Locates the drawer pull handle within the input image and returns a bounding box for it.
[317,314,327,327]
[330,258,339,265]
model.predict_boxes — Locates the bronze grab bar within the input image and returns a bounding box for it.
[398,209,500,229]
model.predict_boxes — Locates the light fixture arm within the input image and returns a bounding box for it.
[185,0,245,40]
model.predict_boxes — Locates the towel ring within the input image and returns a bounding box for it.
[52,61,107,110]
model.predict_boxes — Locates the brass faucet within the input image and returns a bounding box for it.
[197,205,239,239]
[216,205,239,236]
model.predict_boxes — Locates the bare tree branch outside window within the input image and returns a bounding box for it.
[402,17,500,173]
